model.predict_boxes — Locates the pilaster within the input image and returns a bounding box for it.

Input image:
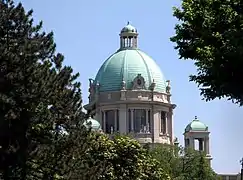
[145,109,149,132]
[153,109,160,142]
[119,105,127,134]
[131,109,134,131]
[102,110,106,132]
[189,137,195,149]
[114,109,117,131]
[168,110,173,144]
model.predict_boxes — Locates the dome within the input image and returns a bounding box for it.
[185,116,208,132]
[121,22,137,33]
[95,48,167,93]
[83,117,101,131]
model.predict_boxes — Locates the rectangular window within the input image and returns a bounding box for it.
[105,110,115,134]
[148,110,151,132]
[161,111,166,134]
[134,109,146,133]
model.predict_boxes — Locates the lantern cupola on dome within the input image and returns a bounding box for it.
[119,21,138,49]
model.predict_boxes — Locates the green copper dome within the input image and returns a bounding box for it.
[121,22,137,33]
[83,117,101,131]
[95,48,166,93]
[185,116,208,132]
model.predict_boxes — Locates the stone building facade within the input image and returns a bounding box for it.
[84,22,176,145]
[84,23,241,178]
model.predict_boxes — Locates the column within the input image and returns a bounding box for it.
[204,137,210,154]
[152,109,160,143]
[206,138,210,154]
[114,109,117,132]
[159,111,161,133]
[134,37,137,47]
[131,109,134,131]
[171,111,174,144]
[167,111,173,143]
[98,109,102,125]
[189,137,195,149]
[119,105,127,134]
[184,138,187,147]
[103,110,106,132]
[185,138,190,148]
[146,109,149,133]
[165,112,168,134]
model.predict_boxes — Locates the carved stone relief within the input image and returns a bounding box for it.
[132,74,146,90]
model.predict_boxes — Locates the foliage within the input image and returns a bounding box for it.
[149,145,219,180]
[82,134,170,180]
[0,0,87,179]
[171,0,243,105]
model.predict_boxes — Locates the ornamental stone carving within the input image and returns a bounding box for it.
[132,74,146,90]
[166,80,171,94]
[88,78,95,102]
[121,78,126,90]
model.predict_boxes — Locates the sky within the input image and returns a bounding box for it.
[19,0,243,174]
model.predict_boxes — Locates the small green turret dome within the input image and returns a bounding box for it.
[83,117,101,131]
[185,116,208,132]
[121,22,137,33]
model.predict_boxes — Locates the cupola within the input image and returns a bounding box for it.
[119,21,138,49]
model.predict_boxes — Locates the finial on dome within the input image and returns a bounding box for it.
[195,116,198,120]
[127,21,130,25]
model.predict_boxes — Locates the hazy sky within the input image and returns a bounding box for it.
[19,0,243,173]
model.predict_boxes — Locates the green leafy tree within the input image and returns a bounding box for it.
[149,145,218,180]
[171,0,243,105]
[149,144,179,177]
[0,0,87,179]
[82,134,170,180]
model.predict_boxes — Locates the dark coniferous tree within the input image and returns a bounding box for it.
[0,0,88,179]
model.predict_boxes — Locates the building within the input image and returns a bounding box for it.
[84,23,241,179]
[84,22,176,145]
[217,174,240,180]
